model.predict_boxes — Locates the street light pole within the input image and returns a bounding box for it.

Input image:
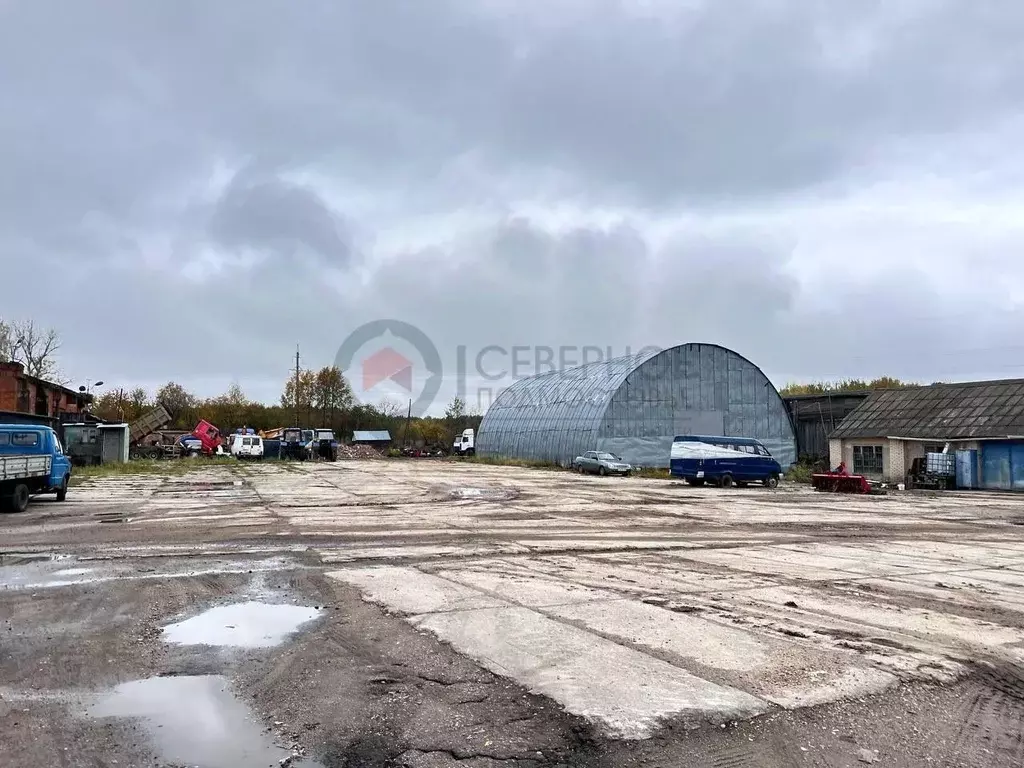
[78,380,104,413]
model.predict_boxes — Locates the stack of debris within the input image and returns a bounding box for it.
[335,444,384,460]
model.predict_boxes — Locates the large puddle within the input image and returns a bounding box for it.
[163,601,321,648]
[88,675,320,767]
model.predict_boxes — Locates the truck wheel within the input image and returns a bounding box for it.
[720,474,735,489]
[56,476,69,502]
[11,483,30,513]
[764,474,779,489]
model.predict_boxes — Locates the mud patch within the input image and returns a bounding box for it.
[162,601,322,648]
[88,675,321,767]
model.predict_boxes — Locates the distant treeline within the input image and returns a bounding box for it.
[89,367,481,446]
[779,377,932,396]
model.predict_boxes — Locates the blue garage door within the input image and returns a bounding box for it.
[981,441,1024,491]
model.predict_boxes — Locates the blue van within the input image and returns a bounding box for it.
[0,424,72,512]
[670,435,782,489]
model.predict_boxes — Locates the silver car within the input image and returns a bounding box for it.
[573,451,632,476]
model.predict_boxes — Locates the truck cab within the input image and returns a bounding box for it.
[0,424,73,512]
[453,428,475,456]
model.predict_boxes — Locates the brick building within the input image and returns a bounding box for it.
[828,379,1024,490]
[0,361,91,419]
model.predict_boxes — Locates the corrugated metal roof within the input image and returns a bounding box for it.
[352,430,391,442]
[829,380,1024,440]
[477,343,798,468]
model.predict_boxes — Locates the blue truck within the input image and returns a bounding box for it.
[0,424,73,512]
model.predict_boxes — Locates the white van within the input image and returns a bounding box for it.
[230,434,264,460]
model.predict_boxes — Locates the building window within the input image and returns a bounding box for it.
[853,445,883,475]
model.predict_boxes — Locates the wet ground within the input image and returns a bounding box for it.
[3,460,1024,766]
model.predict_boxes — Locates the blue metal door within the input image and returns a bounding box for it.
[981,442,1024,490]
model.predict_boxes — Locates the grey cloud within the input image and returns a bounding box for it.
[1,1,1023,406]
[4,0,1022,227]
[208,175,354,266]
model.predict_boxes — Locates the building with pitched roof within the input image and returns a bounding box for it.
[828,379,1024,489]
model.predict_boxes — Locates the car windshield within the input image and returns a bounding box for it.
[597,453,619,460]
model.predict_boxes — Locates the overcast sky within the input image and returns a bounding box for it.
[2,1,1022,414]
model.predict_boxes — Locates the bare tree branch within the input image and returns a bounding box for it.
[8,319,63,382]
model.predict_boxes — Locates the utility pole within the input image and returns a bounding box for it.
[402,398,412,448]
[294,345,301,427]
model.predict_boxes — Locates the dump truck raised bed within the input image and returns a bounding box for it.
[0,424,72,512]
[128,404,174,459]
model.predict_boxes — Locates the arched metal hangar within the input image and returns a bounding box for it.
[476,343,797,469]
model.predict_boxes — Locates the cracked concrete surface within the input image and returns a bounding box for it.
[5,460,1024,765]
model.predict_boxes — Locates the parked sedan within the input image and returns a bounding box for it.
[573,451,632,476]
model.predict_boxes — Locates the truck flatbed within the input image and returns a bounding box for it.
[0,454,51,481]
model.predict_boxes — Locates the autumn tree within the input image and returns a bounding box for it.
[155,381,196,417]
[312,366,354,426]
[91,391,123,422]
[281,370,317,424]
[417,418,448,447]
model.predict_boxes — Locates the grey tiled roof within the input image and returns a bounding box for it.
[829,380,1024,440]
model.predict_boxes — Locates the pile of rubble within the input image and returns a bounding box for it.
[335,444,385,459]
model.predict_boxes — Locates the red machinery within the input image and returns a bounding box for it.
[176,420,224,457]
[811,471,871,494]
[191,420,222,455]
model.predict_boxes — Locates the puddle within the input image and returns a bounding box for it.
[0,555,103,589]
[447,486,520,501]
[163,601,321,648]
[88,675,320,768]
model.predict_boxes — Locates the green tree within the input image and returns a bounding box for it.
[155,381,198,427]
[780,377,919,397]
[281,370,317,424]
[311,366,354,427]
[444,396,467,422]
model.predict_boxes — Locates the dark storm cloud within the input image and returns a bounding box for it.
[1,1,1022,403]
[208,175,354,266]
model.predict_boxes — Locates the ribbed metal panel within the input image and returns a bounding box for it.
[477,343,797,468]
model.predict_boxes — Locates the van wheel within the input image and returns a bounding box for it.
[686,478,705,487]
[764,475,779,489]
[720,474,735,489]
[56,476,69,502]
